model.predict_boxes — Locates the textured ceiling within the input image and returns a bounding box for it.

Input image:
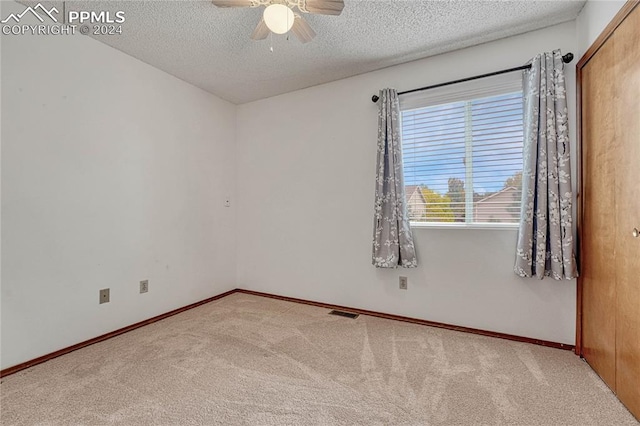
[55,1,585,103]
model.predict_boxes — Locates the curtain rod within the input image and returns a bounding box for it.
[371,52,574,103]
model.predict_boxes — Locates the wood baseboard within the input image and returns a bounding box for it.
[1,287,574,378]
[0,289,238,378]
[236,289,575,351]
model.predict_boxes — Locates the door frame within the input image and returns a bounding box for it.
[575,0,640,356]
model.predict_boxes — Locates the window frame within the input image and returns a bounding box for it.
[399,73,524,229]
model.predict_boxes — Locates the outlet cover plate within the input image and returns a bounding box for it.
[140,280,149,294]
[399,276,408,290]
[99,288,110,304]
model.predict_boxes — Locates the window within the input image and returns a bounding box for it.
[400,73,524,225]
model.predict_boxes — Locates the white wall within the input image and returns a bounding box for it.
[576,0,626,59]
[1,1,236,369]
[0,9,3,364]
[236,22,579,345]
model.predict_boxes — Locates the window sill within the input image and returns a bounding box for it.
[410,222,519,231]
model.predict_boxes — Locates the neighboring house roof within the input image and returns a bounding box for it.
[475,186,518,204]
[404,185,424,204]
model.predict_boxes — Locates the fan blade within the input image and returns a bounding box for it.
[302,0,344,16]
[251,19,270,40]
[291,15,316,44]
[212,0,255,8]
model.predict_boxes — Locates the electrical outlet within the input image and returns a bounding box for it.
[399,276,408,290]
[99,288,110,304]
[140,280,149,294]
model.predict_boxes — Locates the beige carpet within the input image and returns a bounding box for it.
[0,293,637,425]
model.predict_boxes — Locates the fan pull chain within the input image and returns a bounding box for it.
[270,31,273,53]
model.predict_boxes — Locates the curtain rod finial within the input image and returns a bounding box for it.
[372,95,379,103]
[563,52,574,63]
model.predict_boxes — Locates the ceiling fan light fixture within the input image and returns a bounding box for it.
[263,4,294,34]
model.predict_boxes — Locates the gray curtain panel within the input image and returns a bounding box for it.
[514,50,578,280]
[372,89,418,268]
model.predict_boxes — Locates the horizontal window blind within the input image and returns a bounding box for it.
[401,73,524,225]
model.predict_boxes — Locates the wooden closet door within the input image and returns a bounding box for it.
[580,2,640,420]
[613,4,640,418]
[580,34,618,391]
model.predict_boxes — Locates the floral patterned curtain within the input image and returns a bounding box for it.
[372,89,417,268]
[514,50,578,280]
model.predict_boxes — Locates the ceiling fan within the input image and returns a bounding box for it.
[212,0,344,43]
